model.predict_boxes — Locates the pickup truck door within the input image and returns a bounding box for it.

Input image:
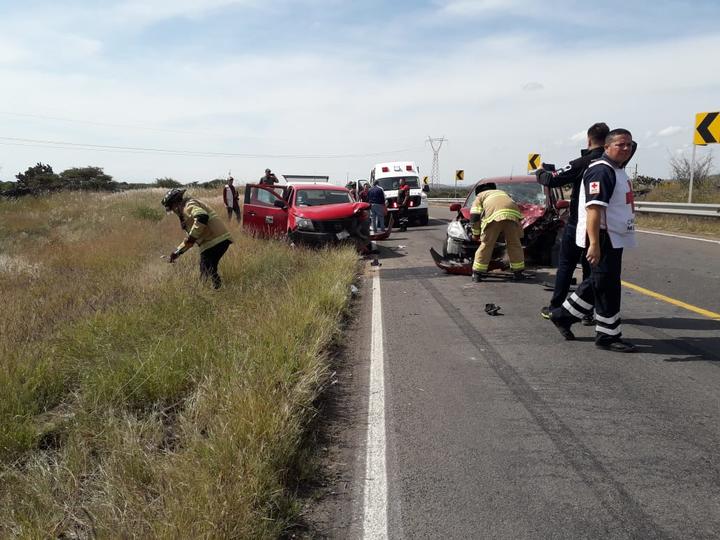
[242,184,289,236]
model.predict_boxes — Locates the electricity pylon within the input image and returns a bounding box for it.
[427,136,446,187]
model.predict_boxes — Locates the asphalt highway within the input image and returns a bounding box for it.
[320,206,720,539]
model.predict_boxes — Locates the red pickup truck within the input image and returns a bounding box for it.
[243,182,381,249]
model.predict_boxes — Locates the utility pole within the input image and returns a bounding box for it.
[427,136,446,188]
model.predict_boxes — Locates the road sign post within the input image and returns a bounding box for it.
[691,112,719,202]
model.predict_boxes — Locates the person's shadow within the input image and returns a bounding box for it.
[625,317,720,362]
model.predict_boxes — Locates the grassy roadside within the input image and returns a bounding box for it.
[636,182,720,237]
[0,189,358,538]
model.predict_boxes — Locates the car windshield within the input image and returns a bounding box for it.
[377,176,420,191]
[295,189,352,206]
[464,182,547,207]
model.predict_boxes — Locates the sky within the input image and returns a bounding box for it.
[1,0,719,185]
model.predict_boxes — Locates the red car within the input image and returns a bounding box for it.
[243,183,377,248]
[432,176,569,273]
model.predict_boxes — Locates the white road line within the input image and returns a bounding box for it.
[362,272,388,540]
[637,229,720,245]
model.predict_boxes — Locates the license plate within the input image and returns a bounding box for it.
[336,230,350,240]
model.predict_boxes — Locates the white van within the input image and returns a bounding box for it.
[369,161,429,226]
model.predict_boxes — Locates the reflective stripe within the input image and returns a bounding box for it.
[596,325,621,336]
[510,262,525,270]
[481,209,523,227]
[595,312,620,324]
[562,300,585,320]
[569,293,593,311]
[473,262,489,271]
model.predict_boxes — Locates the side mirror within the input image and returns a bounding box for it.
[449,203,462,212]
[273,200,287,210]
[555,200,570,210]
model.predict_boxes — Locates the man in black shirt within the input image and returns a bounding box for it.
[536,122,609,322]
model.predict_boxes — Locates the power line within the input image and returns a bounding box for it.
[0,136,424,160]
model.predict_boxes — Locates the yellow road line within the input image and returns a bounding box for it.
[621,280,720,320]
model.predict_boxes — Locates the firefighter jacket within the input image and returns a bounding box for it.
[177,198,232,253]
[470,189,523,237]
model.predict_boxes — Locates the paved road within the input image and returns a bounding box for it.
[313,206,720,539]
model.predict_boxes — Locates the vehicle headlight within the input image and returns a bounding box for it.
[447,220,469,241]
[296,217,314,231]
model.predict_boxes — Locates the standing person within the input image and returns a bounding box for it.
[550,129,637,352]
[259,168,278,185]
[470,182,525,282]
[397,178,411,232]
[346,182,358,201]
[536,122,609,322]
[161,188,232,289]
[359,183,370,202]
[367,180,386,233]
[223,176,241,222]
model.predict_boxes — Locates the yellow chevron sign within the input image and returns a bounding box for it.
[528,153,541,172]
[694,112,720,145]
[455,170,464,181]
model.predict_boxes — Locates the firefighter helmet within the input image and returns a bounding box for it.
[161,188,186,210]
[475,182,497,195]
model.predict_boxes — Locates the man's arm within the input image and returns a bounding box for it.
[585,205,603,266]
[535,155,587,188]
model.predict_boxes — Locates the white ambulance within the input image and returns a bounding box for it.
[369,161,429,226]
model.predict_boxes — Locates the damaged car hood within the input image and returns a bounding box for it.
[293,202,370,221]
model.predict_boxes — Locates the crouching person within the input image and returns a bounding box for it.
[470,182,525,282]
[161,188,232,289]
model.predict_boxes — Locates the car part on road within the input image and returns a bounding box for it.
[595,339,637,353]
[484,303,502,316]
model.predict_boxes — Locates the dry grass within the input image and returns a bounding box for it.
[636,181,720,237]
[0,189,359,538]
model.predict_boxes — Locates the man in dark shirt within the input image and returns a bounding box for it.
[259,168,278,185]
[397,178,411,231]
[367,180,386,232]
[536,122,609,322]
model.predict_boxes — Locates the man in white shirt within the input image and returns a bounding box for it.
[550,129,637,352]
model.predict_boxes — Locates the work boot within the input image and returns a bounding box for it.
[540,306,550,319]
[549,311,575,341]
[512,271,527,281]
[471,271,483,283]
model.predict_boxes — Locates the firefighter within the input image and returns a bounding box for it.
[470,182,525,282]
[162,188,233,289]
[549,129,637,352]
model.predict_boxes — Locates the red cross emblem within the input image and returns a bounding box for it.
[626,181,635,211]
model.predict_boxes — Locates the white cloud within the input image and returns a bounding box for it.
[112,0,257,25]
[440,0,526,16]
[522,81,544,91]
[570,131,586,142]
[657,126,684,137]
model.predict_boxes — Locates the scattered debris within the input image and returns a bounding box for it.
[484,303,502,316]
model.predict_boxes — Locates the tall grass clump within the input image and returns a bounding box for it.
[0,188,359,538]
